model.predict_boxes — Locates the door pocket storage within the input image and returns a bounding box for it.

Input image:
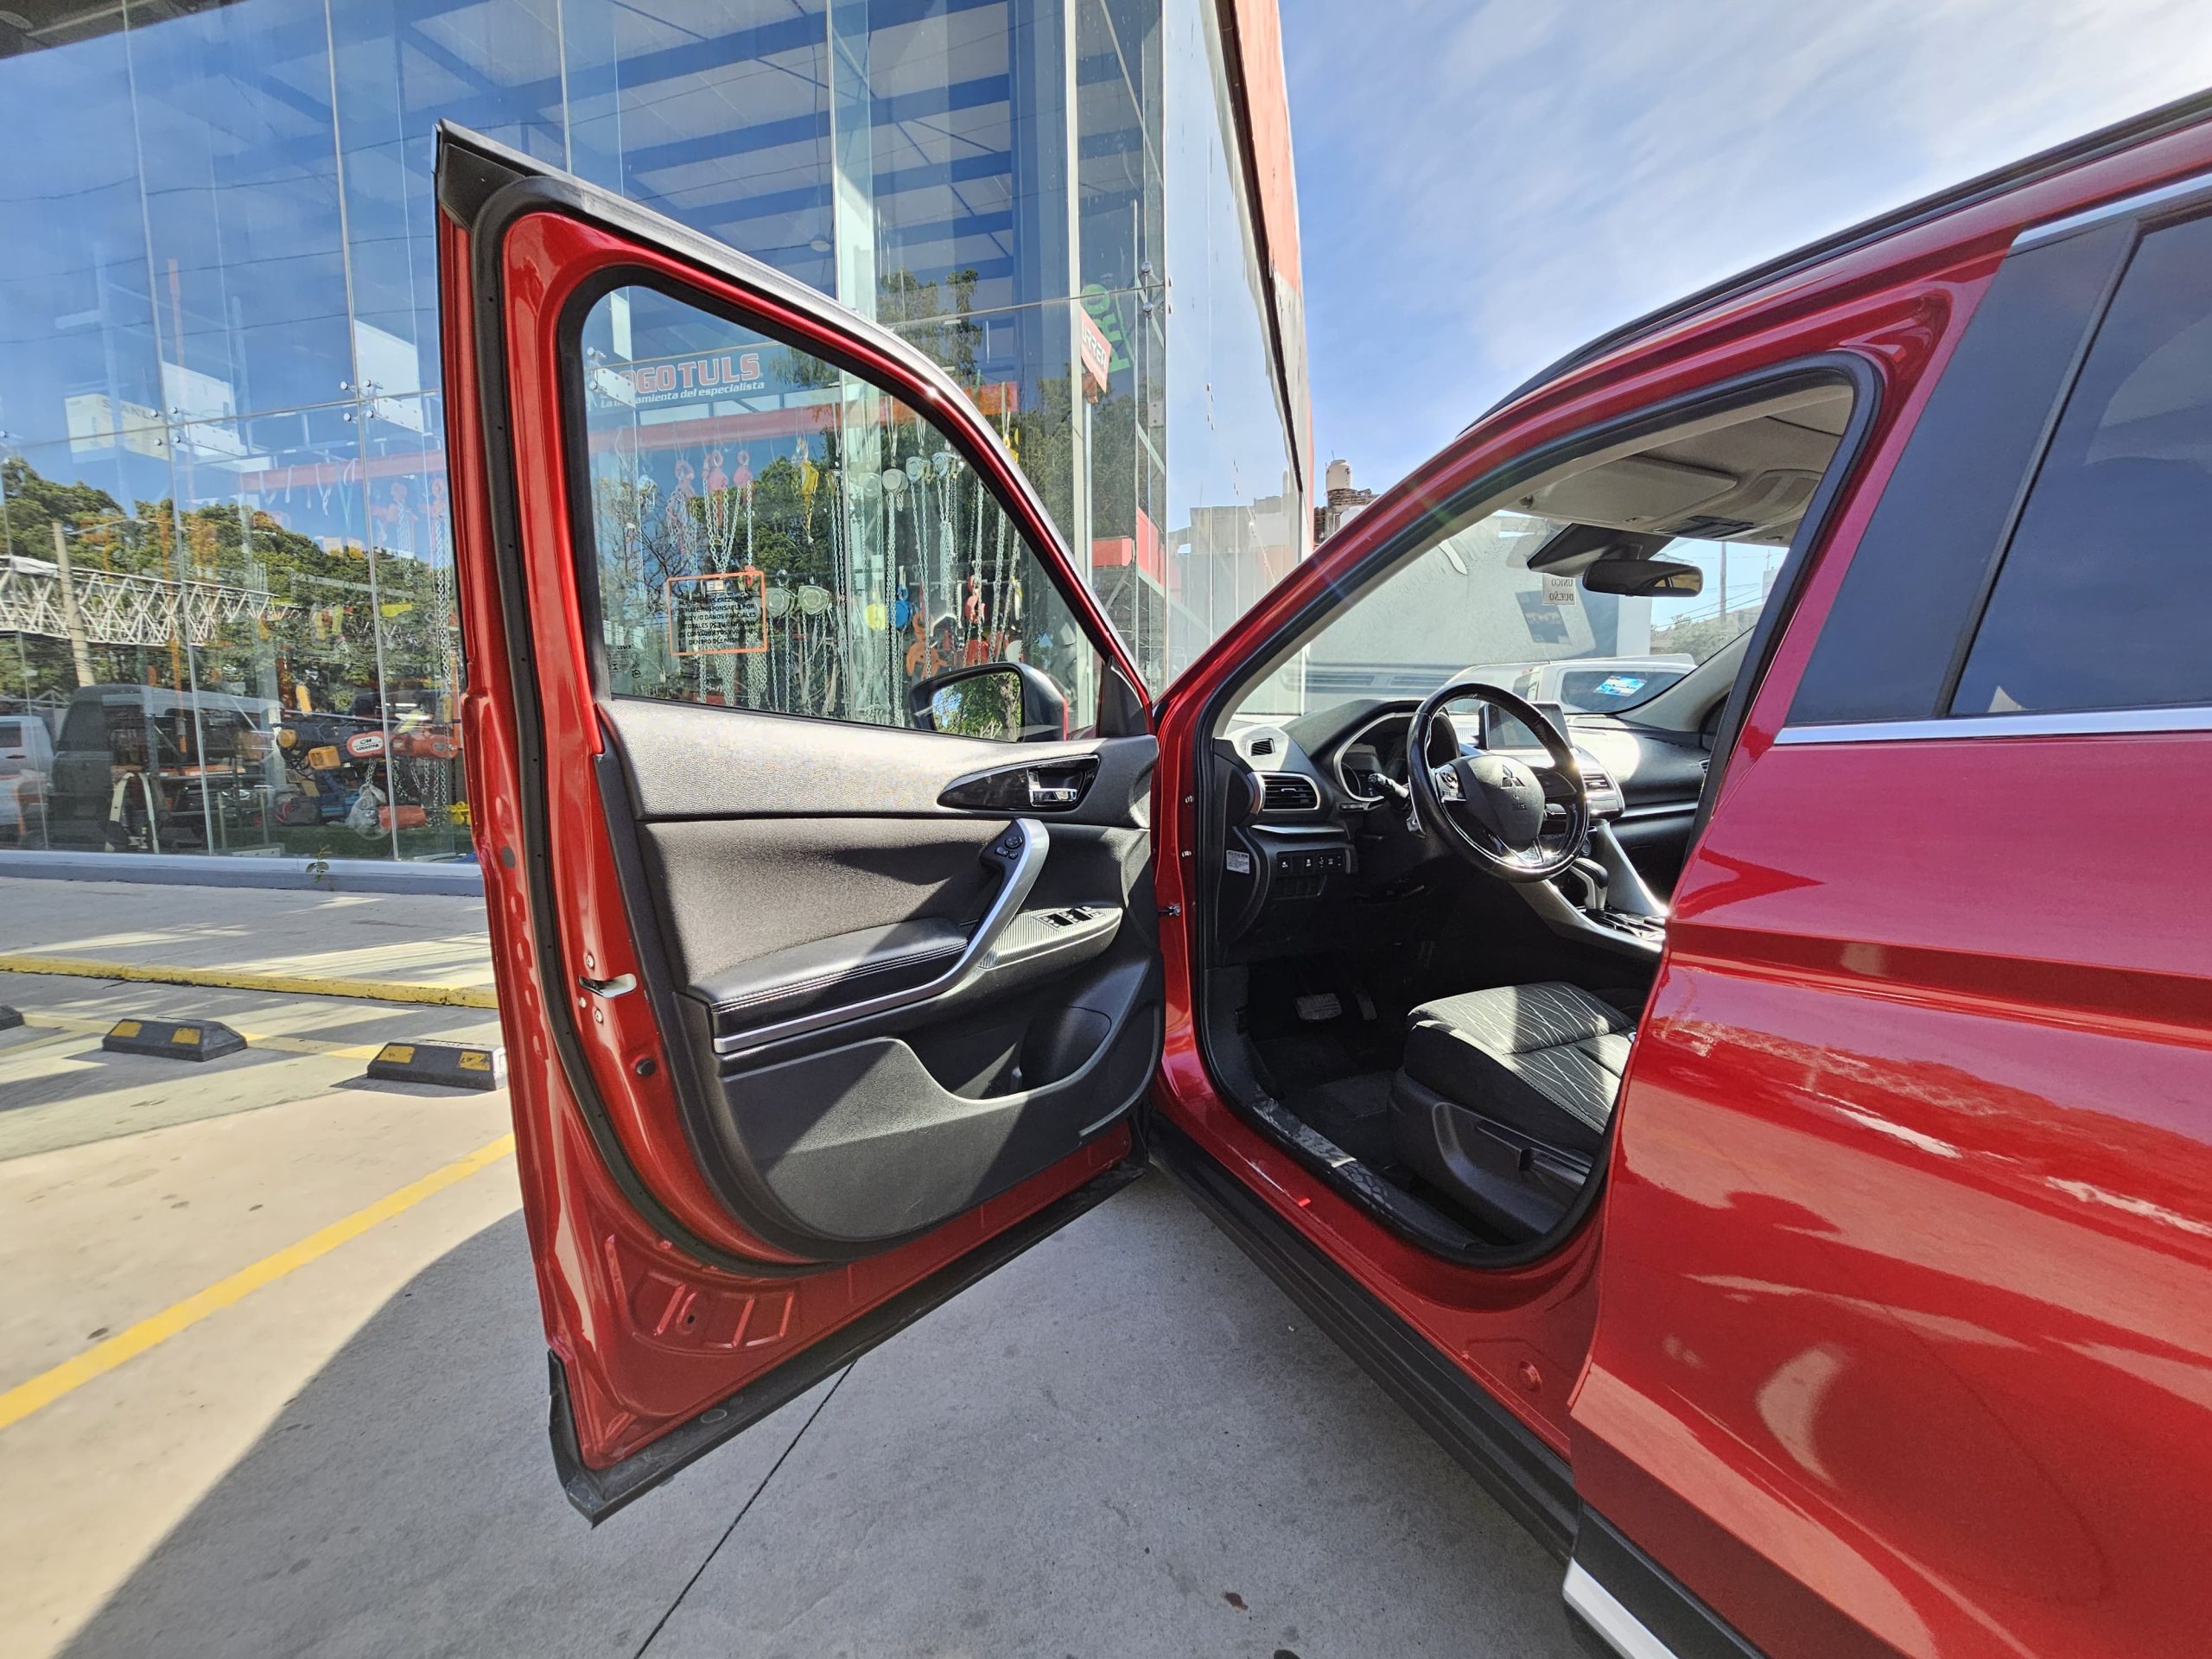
[713,957,1159,1244]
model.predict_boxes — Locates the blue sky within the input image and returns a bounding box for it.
[1280,0,2212,497]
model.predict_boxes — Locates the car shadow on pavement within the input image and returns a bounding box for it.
[58,1177,1583,1659]
[0,1044,311,1116]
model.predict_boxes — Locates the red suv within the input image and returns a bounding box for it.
[435,93,2212,1659]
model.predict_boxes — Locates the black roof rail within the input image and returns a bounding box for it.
[1473,84,2212,426]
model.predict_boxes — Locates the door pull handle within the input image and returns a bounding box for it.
[1027,776,1082,807]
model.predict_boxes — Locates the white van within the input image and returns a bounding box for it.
[0,709,55,842]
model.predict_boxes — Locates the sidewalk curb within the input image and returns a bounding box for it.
[0,849,484,895]
[0,954,499,1009]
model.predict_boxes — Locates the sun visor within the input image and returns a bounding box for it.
[1522,454,1738,530]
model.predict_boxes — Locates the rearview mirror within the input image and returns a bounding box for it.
[910,660,1071,742]
[1580,557,1704,598]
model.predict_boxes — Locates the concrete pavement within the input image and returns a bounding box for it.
[39,1179,1580,1659]
[0,874,496,1002]
[0,876,1584,1656]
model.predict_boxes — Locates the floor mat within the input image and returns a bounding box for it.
[1281,1070,1398,1171]
[1253,1031,1366,1090]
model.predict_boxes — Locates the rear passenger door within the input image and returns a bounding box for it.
[435,127,1165,1520]
[1573,180,2212,1655]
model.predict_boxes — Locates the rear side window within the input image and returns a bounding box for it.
[572,283,1099,739]
[0,721,19,748]
[1953,213,2212,715]
[1787,221,2130,727]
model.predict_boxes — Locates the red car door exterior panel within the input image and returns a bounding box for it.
[1579,732,2212,1659]
[1573,125,2212,1659]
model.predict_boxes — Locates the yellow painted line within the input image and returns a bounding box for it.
[0,1133,517,1434]
[18,1012,397,1061]
[0,953,497,1009]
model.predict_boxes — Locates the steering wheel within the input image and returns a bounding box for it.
[1406,681,1591,883]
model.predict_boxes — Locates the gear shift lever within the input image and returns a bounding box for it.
[1563,855,1609,912]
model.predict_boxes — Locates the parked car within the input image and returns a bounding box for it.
[47,683,281,852]
[0,707,56,775]
[431,94,2212,1659]
[1505,655,1695,713]
[0,709,54,843]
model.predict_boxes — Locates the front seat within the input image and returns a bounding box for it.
[1388,982,1633,1242]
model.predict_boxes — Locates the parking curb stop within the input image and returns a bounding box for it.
[104,1017,249,1062]
[367,1040,506,1090]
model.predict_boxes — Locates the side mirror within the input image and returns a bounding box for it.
[1579,557,1704,598]
[910,660,1070,742]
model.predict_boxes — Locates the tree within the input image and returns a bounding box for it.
[0,454,458,714]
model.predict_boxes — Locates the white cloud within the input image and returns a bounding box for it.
[1286,0,2212,491]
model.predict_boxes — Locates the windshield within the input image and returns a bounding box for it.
[1236,508,1786,726]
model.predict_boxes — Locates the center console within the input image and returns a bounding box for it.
[1522,820,1669,961]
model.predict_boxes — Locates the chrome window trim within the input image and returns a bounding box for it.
[1777,705,2212,746]
[2012,168,2212,250]
[1564,1560,1682,1659]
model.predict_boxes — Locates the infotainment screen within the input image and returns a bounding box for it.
[1478,699,1568,751]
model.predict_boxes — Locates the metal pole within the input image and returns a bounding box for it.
[50,522,95,686]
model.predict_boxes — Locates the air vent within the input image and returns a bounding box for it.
[1249,736,1276,757]
[1258,772,1320,815]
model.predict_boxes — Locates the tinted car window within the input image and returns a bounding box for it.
[1788,221,2131,727]
[1955,213,2212,715]
[60,702,105,749]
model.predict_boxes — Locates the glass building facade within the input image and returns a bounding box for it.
[0,0,1306,867]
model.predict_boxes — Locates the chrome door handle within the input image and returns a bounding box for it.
[1027,778,1082,807]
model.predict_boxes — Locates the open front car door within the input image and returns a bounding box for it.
[434,125,1165,1520]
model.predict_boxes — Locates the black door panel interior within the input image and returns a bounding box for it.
[714,961,1161,1244]
[695,915,975,1036]
[600,698,1161,1260]
[613,694,1155,823]
[641,817,1001,978]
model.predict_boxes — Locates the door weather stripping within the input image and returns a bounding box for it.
[720,818,1049,1055]
[1565,1561,1684,1659]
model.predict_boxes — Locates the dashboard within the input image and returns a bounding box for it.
[1230,702,1649,820]
[1216,699,1709,953]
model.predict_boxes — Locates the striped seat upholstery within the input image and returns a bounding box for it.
[1397,982,1633,1157]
